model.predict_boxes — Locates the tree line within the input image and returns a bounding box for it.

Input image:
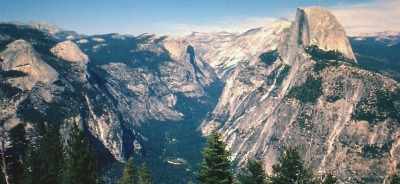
[194,130,400,184]
[0,122,101,184]
[0,121,151,184]
[1,123,400,184]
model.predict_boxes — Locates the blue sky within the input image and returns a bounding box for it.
[0,0,399,36]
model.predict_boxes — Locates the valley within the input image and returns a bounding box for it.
[1,5,400,184]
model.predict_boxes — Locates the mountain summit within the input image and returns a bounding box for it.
[28,21,85,40]
[201,6,400,183]
[280,6,356,65]
[1,6,400,183]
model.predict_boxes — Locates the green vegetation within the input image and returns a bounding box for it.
[305,45,355,73]
[118,158,136,184]
[237,159,267,184]
[322,173,338,184]
[259,50,279,66]
[138,162,151,184]
[270,147,316,184]
[389,174,400,184]
[275,65,291,87]
[6,124,28,183]
[0,70,28,78]
[21,121,63,184]
[62,123,101,184]
[294,111,313,130]
[313,60,340,73]
[361,141,393,159]
[352,89,400,124]
[306,45,348,62]
[0,82,22,98]
[196,130,234,184]
[325,78,345,103]
[287,75,323,104]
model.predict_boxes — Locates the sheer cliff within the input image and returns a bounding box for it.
[1,6,400,184]
[200,6,400,183]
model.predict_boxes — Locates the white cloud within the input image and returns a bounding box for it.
[156,16,278,36]
[331,0,400,36]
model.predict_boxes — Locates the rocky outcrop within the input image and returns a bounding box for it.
[50,41,88,81]
[187,19,292,79]
[1,6,399,183]
[0,39,58,94]
[279,6,356,65]
[51,41,89,63]
[201,6,400,183]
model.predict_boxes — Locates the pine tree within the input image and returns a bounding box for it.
[322,172,338,184]
[26,121,63,184]
[21,143,38,184]
[237,158,267,184]
[269,147,315,184]
[61,123,101,184]
[138,162,151,184]
[390,174,400,184]
[118,158,136,184]
[7,123,28,183]
[196,130,234,184]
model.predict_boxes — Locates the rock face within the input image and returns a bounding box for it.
[1,39,58,92]
[51,41,89,63]
[200,6,400,183]
[279,6,356,65]
[76,33,219,125]
[1,6,400,183]
[187,19,292,79]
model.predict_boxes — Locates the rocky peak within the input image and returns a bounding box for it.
[0,39,58,92]
[51,41,89,63]
[28,21,84,40]
[187,19,291,79]
[28,21,64,35]
[280,6,356,65]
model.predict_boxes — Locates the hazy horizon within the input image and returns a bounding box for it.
[1,0,399,36]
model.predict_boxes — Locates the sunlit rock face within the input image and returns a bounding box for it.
[0,39,58,95]
[279,6,356,66]
[1,6,400,183]
[51,41,89,63]
[200,6,400,183]
[187,19,292,79]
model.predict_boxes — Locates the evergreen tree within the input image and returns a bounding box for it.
[21,143,38,184]
[196,130,234,184]
[237,158,267,184]
[61,123,101,184]
[118,158,136,184]
[269,147,315,184]
[138,162,151,184]
[322,173,338,184]
[22,121,63,184]
[7,123,28,183]
[390,174,400,184]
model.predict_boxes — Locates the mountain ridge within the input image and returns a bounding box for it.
[1,6,400,183]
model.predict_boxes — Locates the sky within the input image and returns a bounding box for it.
[0,0,399,36]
